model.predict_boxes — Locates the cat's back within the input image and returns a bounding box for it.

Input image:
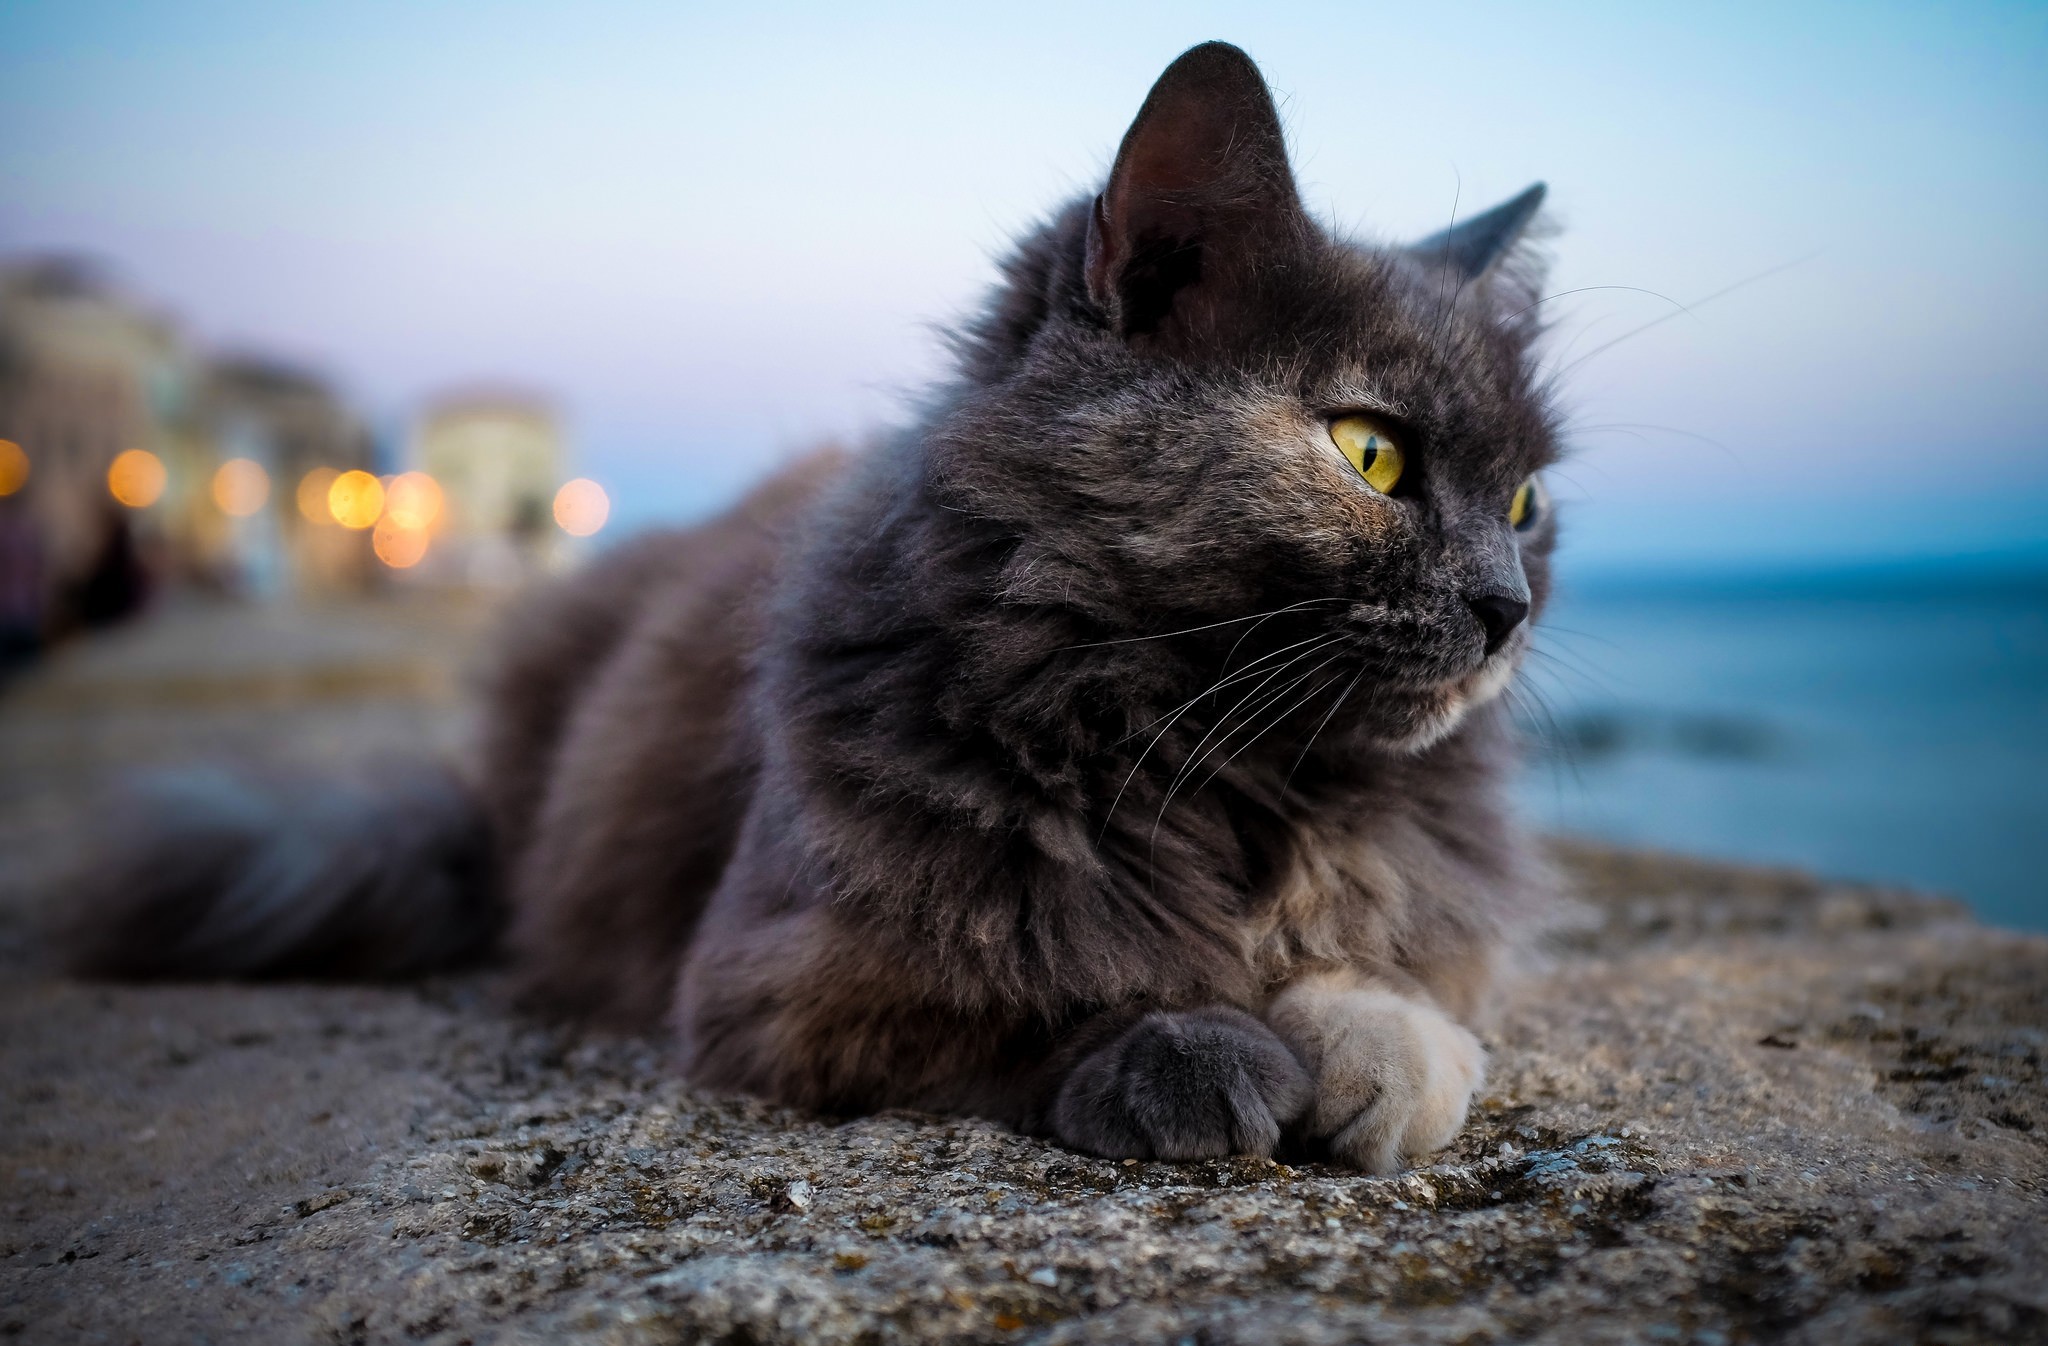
[479,448,845,841]
[478,447,848,1022]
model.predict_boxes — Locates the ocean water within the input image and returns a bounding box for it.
[1513,564,2048,931]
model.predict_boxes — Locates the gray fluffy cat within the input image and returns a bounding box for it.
[65,42,1560,1172]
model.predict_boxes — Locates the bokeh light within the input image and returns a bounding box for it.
[0,440,27,497]
[107,448,166,509]
[383,471,443,532]
[296,466,338,524]
[372,514,429,569]
[211,458,270,517]
[327,469,384,530]
[552,478,609,537]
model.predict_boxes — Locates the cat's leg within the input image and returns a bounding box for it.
[1049,1006,1311,1160]
[681,883,1308,1154]
[679,797,1314,1156]
[1263,968,1485,1173]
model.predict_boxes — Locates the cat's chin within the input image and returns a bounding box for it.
[1462,650,1522,711]
[1371,653,1521,756]
[1359,684,1470,756]
[1376,700,1472,756]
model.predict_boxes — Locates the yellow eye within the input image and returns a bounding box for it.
[1329,416,1404,495]
[1509,478,1542,531]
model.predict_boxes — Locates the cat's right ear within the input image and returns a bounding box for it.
[1086,42,1310,351]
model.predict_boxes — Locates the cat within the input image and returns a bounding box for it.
[62,41,1559,1172]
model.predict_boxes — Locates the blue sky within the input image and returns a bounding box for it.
[3,1,2044,571]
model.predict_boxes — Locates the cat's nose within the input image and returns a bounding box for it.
[1468,593,1529,658]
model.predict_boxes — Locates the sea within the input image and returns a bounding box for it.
[1514,561,2048,931]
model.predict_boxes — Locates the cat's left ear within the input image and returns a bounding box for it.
[1407,183,1547,282]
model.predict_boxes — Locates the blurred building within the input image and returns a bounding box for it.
[0,257,195,640]
[410,391,565,585]
[0,256,603,653]
[201,356,377,596]
[0,257,389,650]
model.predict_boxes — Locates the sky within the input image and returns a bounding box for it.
[3,0,2044,573]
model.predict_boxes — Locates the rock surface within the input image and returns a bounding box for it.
[2,599,2044,1344]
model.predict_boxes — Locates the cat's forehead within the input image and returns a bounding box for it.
[1260,242,1515,402]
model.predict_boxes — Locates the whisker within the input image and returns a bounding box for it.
[1135,647,1347,886]
[1054,597,1345,652]
[1282,664,1367,798]
[1537,310,1623,383]
[1217,596,1346,679]
[1154,642,1346,815]
[1153,641,1354,829]
[1555,251,1820,382]
[1098,633,1348,841]
[1113,631,1345,749]
[1187,665,1350,806]
[1522,643,1613,695]
[1429,173,1464,352]
[1533,622,1622,656]
[1566,421,1734,459]
[1499,284,1694,327]
[1506,679,1586,794]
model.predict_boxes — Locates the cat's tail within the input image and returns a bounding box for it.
[55,760,500,981]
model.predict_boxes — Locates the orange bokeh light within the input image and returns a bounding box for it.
[107,448,167,508]
[372,514,429,568]
[327,469,384,530]
[553,478,609,537]
[0,440,27,497]
[383,471,443,532]
[297,467,339,524]
[211,458,270,517]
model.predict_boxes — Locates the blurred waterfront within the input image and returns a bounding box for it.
[1519,563,2048,931]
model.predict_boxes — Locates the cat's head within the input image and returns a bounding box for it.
[936,42,1559,755]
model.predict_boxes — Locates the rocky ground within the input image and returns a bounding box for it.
[1,596,2043,1345]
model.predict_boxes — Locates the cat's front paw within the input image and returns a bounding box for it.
[1267,979,1485,1174]
[1051,1006,1311,1161]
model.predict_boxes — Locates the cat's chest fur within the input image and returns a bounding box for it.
[1238,800,1504,1021]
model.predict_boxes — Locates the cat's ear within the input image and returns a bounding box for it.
[1407,183,1547,282]
[1086,42,1310,348]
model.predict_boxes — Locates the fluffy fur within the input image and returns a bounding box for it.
[58,43,1562,1171]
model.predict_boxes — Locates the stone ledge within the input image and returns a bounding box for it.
[4,851,2041,1345]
